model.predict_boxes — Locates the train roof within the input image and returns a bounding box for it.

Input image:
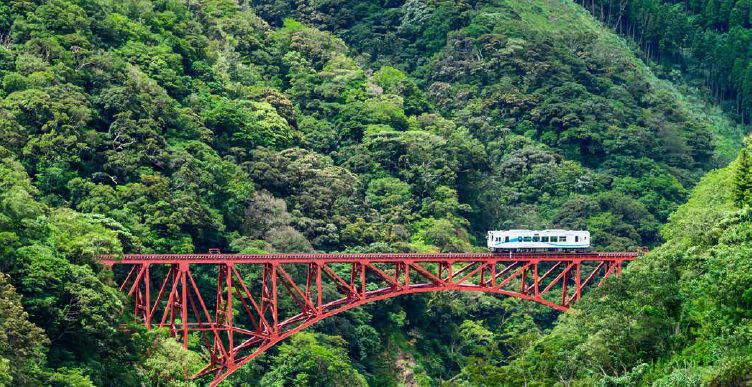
[491,229,588,233]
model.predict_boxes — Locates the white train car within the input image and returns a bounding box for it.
[487,229,590,252]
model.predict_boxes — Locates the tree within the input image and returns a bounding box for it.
[201,98,297,151]
[353,325,380,360]
[743,63,752,114]
[456,320,493,357]
[413,218,472,252]
[365,177,412,209]
[733,148,752,207]
[730,0,751,27]
[48,368,96,387]
[0,271,47,387]
[266,226,314,253]
[136,338,204,387]
[420,185,471,223]
[259,332,368,387]
[242,191,292,239]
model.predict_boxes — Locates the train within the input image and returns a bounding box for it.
[487,229,590,253]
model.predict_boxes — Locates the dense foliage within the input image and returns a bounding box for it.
[573,0,752,123]
[441,143,752,387]
[251,0,748,248]
[0,0,750,385]
[255,0,752,124]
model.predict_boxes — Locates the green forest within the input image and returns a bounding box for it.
[2,0,752,385]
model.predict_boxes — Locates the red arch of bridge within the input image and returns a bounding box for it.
[100,252,639,386]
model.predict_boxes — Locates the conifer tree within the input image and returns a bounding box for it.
[733,148,752,206]
[730,0,751,27]
[706,0,722,28]
[742,63,752,115]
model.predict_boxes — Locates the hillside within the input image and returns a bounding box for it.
[446,144,752,386]
[253,0,746,249]
[0,0,748,386]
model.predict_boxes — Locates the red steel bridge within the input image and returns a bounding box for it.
[100,251,640,386]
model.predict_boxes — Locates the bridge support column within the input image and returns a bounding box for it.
[317,263,322,314]
[261,264,278,337]
[124,263,151,328]
[224,263,234,366]
[561,264,569,307]
[144,265,150,329]
[575,263,581,304]
[405,263,410,288]
[180,262,189,349]
[360,263,366,299]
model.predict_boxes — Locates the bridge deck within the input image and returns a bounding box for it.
[99,252,639,264]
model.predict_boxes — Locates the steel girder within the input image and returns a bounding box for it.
[101,252,638,386]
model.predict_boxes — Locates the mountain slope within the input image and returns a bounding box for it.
[0,0,748,385]
[256,0,744,246]
[450,145,752,386]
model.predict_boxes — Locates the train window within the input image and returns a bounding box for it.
[533,236,540,242]
[575,236,579,242]
[560,236,567,242]
[523,236,531,242]
[542,236,549,242]
[550,236,558,242]
[505,236,509,242]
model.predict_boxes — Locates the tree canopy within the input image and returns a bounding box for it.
[0,0,749,385]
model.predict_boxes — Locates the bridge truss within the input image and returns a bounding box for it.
[100,252,638,386]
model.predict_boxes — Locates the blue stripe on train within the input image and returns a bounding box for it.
[493,243,589,247]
